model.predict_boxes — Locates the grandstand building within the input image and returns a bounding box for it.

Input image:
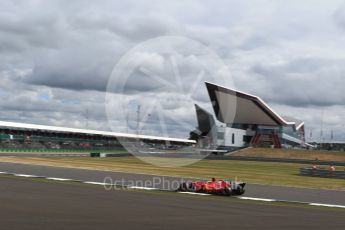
[0,120,194,152]
[191,82,306,150]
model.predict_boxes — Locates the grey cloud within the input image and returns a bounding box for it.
[1,1,183,92]
[28,51,114,91]
[1,0,345,140]
[334,3,345,30]
[249,57,345,107]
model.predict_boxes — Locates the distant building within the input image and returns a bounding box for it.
[191,82,307,150]
[311,141,345,151]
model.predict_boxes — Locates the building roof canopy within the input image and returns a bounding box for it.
[205,82,300,127]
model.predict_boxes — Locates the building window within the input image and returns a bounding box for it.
[232,133,235,144]
[217,132,224,140]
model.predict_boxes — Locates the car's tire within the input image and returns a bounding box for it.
[222,187,231,196]
[188,183,197,192]
[235,187,245,195]
[179,182,188,192]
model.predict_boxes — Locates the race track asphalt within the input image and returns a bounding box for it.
[0,176,344,230]
[0,162,344,206]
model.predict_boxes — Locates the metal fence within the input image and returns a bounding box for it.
[300,168,345,179]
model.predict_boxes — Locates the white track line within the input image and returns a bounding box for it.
[13,174,39,178]
[238,197,345,209]
[309,203,345,209]
[129,186,158,190]
[178,192,211,196]
[83,181,112,186]
[45,177,72,181]
[238,196,276,202]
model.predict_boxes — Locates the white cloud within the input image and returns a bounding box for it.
[0,0,345,140]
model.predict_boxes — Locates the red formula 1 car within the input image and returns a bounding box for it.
[178,178,245,196]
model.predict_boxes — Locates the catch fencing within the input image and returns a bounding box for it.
[300,168,345,179]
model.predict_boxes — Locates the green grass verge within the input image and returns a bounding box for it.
[0,156,344,190]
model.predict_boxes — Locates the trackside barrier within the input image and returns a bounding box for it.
[300,168,345,179]
[0,148,126,153]
[90,153,131,157]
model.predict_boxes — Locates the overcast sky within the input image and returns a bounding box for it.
[1,0,345,141]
